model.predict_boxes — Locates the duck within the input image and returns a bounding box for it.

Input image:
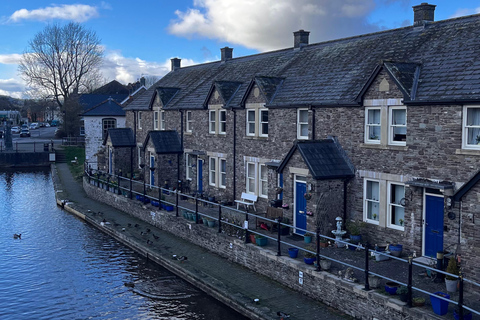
[124,282,135,288]
[13,233,21,239]
[153,234,159,240]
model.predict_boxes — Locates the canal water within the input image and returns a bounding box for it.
[0,169,247,320]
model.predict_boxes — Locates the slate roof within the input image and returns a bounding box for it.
[92,80,130,95]
[79,94,128,112]
[82,98,126,117]
[278,139,355,180]
[205,81,242,108]
[144,130,183,154]
[104,128,135,147]
[125,13,480,111]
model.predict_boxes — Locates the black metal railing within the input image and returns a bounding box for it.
[0,141,55,152]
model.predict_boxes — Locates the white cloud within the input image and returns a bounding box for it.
[8,4,99,23]
[168,0,380,51]
[0,78,25,98]
[0,54,22,65]
[451,7,480,18]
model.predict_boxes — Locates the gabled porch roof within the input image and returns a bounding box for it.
[143,130,183,154]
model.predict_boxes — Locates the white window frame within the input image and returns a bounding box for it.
[186,111,192,133]
[364,179,380,225]
[297,108,309,140]
[186,154,194,181]
[209,157,216,186]
[154,111,159,130]
[259,164,268,198]
[259,109,268,137]
[462,105,480,149]
[387,182,405,230]
[219,110,226,135]
[365,107,381,144]
[209,110,216,134]
[246,162,256,194]
[246,109,256,136]
[160,111,165,130]
[388,106,407,146]
[219,158,226,188]
[138,111,142,129]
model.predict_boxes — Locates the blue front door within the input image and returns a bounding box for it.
[425,195,444,257]
[295,181,307,235]
[150,155,155,186]
[197,159,203,194]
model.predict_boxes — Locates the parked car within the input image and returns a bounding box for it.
[20,129,30,137]
[21,124,28,130]
[44,123,50,127]
[50,120,59,127]
[11,126,20,134]
[30,123,39,130]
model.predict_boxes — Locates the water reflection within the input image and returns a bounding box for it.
[0,169,247,320]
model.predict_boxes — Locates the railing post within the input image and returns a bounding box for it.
[277,219,282,256]
[158,187,162,208]
[34,142,36,152]
[407,256,413,307]
[459,271,464,320]
[117,171,121,195]
[106,175,110,192]
[218,204,222,233]
[195,196,199,224]
[245,210,249,244]
[316,228,320,271]
[129,175,133,199]
[175,190,179,217]
[364,242,370,291]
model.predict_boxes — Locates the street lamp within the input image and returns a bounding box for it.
[140,163,146,203]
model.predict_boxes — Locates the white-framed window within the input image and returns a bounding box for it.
[297,109,308,139]
[219,158,226,188]
[186,111,192,133]
[365,107,381,143]
[387,183,405,230]
[209,110,216,134]
[364,179,380,224]
[154,111,159,130]
[259,109,268,137]
[245,161,268,198]
[209,157,216,186]
[160,111,165,130]
[246,162,256,194]
[463,106,480,149]
[388,107,406,145]
[186,154,194,180]
[259,164,268,198]
[246,109,256,136]
[138,111,142,129]
[219,110,226,134]
[102,118,116,140]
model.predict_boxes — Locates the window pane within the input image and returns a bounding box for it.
[247,110,255,121]
[367,201,379,220]
[300,124,308,137]
[368,126,380,140]
[261,123,268,135]
[299,110,308,123]
[366,181,379,200]
[220,111,226,121]
[392,109,406,125]
[247,163,255,178]
[248,123,255,134]
[260,110,268,122]
[368,109,380,124]
[467,108,480,126]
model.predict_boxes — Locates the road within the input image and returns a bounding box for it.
[1,126,63,152]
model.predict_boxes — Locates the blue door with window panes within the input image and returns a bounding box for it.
[295,181,307,235]
[197,159,203,194]
[425,195,444,257]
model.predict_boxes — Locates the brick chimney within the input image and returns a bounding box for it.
[221,47,233,62]
[294,30,310,49]
[171,58,181,71]
[412,3,436,26]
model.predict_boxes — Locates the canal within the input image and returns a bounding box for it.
[0,169,248,320]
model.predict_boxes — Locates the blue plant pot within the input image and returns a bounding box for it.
[389,244,403,257]
[255,237,268,246]
[303,257,316,265]
[385,282,399,295]
[454,309,472,320]
[304,235,312,244]
[350,234,362,243]
[208,220,216,228]
[165,205,173,211]
[430,292,450,316]
[288,248,299,258]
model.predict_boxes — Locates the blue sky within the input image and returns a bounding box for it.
[0,0,479,98]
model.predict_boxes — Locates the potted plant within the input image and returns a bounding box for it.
[454,309,472,320]
[288,247,299,258]
[207,219,216,228]
[319,238,329,248]
[303,245,316,265]
[412,297,425,307]
[249,233,256,244]
[430,292,450,316]
[347,220,364,244]
[304,192,312,200]
[397,286,408,302]
[399,219,404,226]
[445,256,459,292]
[388,242,403,257]
[368,275,381,289]
[319,257,331,270]
[255,234,268,246]
[384,281,400,295]
[304,232,313,244]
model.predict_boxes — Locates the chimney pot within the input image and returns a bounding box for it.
[294,30,310,49]
[171,58,181,71]
[412,3,436,26]
[221,47,233,62]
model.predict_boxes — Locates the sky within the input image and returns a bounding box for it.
[0,0,479,99]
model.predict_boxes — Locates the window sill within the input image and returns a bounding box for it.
[387,225,405,231]
[244,136,269,140]
[456,148,480,155]
[184,132,193,135]
[360,143,408,151]
[365,219,379,225]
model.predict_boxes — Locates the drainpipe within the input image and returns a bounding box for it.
[233,109,237,202]
[180,110,184,149]
[311,105,315,140]
[343,179,348,222]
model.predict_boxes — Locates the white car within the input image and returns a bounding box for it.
[30,123,39,130]
[11,126,20,134]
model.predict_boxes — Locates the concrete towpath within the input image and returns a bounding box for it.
[52,163,352,320]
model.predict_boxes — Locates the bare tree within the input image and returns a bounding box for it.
[19,22,103,133]
[143,75,161,89]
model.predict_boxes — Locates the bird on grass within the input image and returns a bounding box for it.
[134,224,139,228]
[153,234,159,240]
[13,234,21,239]
[146,228,151,233]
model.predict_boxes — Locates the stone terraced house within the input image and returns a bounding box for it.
[116,3,480,282]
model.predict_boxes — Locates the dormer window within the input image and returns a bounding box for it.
[463,106,480,149]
